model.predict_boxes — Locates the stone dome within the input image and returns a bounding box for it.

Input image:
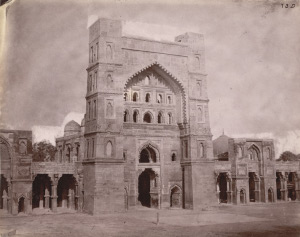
[64,120,81,136]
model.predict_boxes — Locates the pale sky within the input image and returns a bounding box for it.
[0,0,299,156]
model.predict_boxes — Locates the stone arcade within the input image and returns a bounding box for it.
[0,18,299,215]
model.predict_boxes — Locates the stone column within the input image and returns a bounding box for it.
[226,180,232,204]
[254,174,260,202]
[283,173,288,201]
[7,181,11,214]
[44,188,50,209]
[68,189,74,209]
[39,182,44,209]
[51,181,58,213]
[2,190,8,211]
[74,184,78,211]
[62,189,67,208]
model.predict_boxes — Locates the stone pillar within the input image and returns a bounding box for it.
[51,181,58,213]
[44,188,50,209]
[74,184,78,211]
[226,180,232,204]
[237,190,240,205]
[283,173,288,201]
[254,174,260,202]
[68,189,74,209]
[39,182,44,209]
[7,181,11,214]
[2,190,8,211]
[62,189,67,208]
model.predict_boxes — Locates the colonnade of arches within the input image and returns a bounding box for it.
[276,172,298,201]
[124,110,173,125]
[32,174,78,212]
[216,172,277,205]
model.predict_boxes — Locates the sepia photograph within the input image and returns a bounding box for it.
[0,0,299,236]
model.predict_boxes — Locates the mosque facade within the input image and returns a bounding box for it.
[0,18,299,215]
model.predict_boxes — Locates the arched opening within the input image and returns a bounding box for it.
[268,188,274,203]
[32,174,52,209]
[133,110,139,123]
[248,172,256,202]
[218,173,227,203]
[276,172,282,200]
[167,96,172,104]
[66,146,71,163]
[106,44,113,60]
[171,153,176,162]
[197,106,203,122]
[57,174,77,210]
[123,64,187,124]
[107,74,113,88]
[240,189,246,204]
[18,197,25,213]
[124,110,129,122]
[133,92,138,102]
[248,145,260,161]
[139,146,157,163]
[157,94,162,103]
[157,112,163,124]
[145,75,150,85]
[288,173,296,201]
[0,175,8,211]
[266,147,271,160]
[106,141,113,157]
[106,102,113,117]
[138,169,157,208]
[167,113,172,124]
[143,112,152,123]
[124,93,128,101]
[170,186,181,208]
[145,93,151,103]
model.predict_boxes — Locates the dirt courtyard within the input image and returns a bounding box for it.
[1,202,300,237]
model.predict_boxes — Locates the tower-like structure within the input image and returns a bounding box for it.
[82,18,216,213]
[82,19,125,214]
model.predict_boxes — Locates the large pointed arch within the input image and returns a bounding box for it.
[138,141,160,163]
[124,61,187,123]
[0,135,13,159]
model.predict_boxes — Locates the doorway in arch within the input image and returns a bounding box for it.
[18,197,25,213]
[138,169,158,208]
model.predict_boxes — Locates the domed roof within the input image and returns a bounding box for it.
[64,120,81,136]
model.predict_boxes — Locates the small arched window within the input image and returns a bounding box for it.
[106,44,113,60]
[124,93,128,101]
[158,112,163,124]
[195,56,201,69]
[167,96,172,104]
[106,141,113,157]
[133,92,138,102]
[198,106,203,122]
[145,93,151,103]
[143,112,152,123]
[168,113,172,124]
[266,147,271,160]
[157,94,162,103]
[145,76,150,85]
[124,110,129,122]
[133,110,139,123]
[107,74,113,88]
[171,153,176,161]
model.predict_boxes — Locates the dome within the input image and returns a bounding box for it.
[64,120,81,136]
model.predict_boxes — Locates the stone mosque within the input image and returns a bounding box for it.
[0,18,299,215]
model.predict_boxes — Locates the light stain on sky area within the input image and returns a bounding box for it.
[0,0,299,156]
